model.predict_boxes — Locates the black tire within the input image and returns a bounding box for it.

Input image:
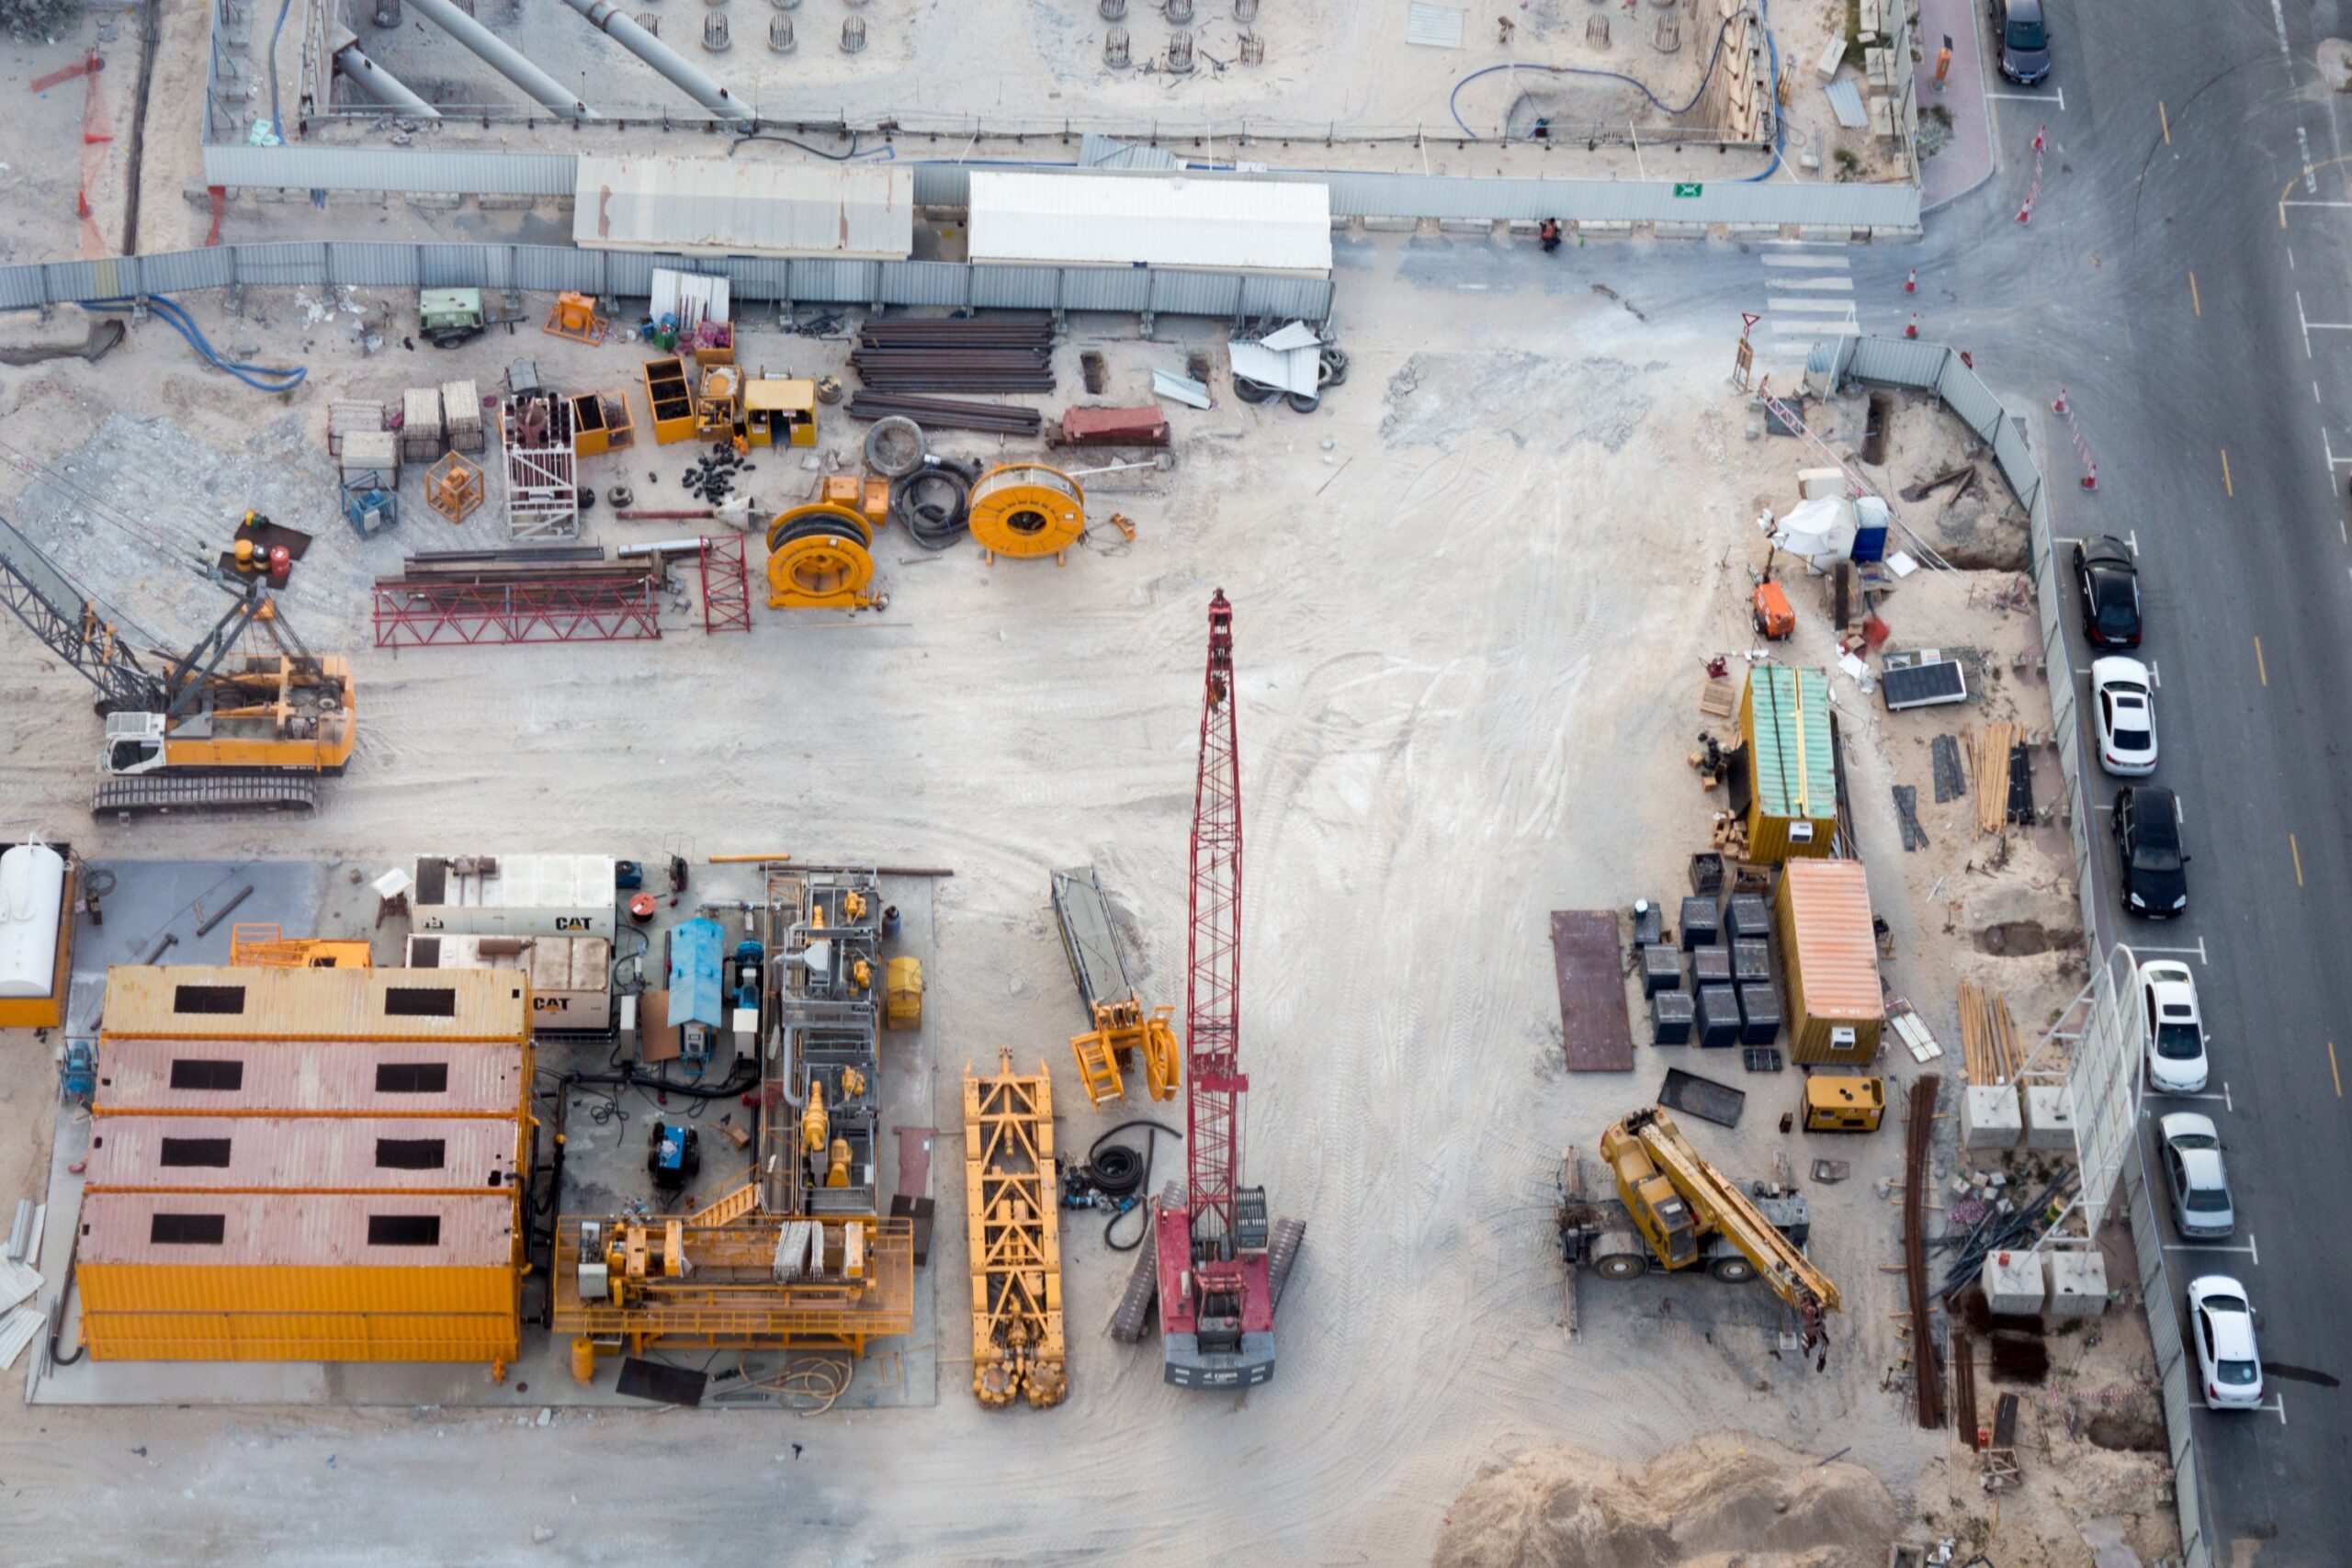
[1319,347,1350,388]
[1285,391,1321,414]
[1593,1250,1647,1280]
[1233,376,1277,405]
[1711,1255,1758,1283]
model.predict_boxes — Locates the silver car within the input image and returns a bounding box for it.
[2161,1112,2234,1239]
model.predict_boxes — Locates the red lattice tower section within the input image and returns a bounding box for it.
[1184,588,1246,1250]
[371,571,662,649]
[699,533,752,634]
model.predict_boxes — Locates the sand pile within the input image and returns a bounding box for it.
[1435,1432,1900,1568]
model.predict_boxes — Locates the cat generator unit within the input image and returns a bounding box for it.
[1801,1074,1885,1133]
[0,515,356,818]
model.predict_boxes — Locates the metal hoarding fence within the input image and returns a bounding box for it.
[0,243,1335,326]
[1831,336,2209,1568]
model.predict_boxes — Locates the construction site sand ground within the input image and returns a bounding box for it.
[0,234,2172,1565]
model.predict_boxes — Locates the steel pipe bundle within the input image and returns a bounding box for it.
[850,316,1057,394]
[843,393,1043,436]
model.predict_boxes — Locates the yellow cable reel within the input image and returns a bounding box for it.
[968,464,1086,560]
[765,502,878,610]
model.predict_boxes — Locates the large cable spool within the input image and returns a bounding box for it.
[967,464,1086,559]
[765,502,877,609]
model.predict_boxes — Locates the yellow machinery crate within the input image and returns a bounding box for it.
[744,378,817,448]
[885,956,922,1032]
[1801,1074,1885,1133]
[569,389,637,457]
[642,357,697,446]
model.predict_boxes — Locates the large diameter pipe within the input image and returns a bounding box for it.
[404,0,597,121]
[560,0,756,123]
[333,38,443,119]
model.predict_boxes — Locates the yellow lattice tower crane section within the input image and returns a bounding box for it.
[965,1050,1067,1407]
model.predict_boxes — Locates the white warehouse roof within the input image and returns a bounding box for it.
[572,156,914,260]
[967,172,1332,276]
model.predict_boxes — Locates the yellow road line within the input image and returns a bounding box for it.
[2160,101,2171,145]
[2189,271,2201,316]
[2333,1041,2344,1099]
[2256,635,2268,685]
[2293,832,2304,886]
[2222,447,2234,496]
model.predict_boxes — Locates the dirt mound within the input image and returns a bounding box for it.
[1435,1432,1899,1568]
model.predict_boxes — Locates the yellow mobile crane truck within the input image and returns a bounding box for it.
[1559,1106,1841,1351]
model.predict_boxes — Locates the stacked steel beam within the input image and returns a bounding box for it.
[851,316,1057,394]
[373,549,661,647]
[1905,1074,1944,1430]
[843,393,1043,435]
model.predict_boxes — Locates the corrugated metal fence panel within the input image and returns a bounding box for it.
[200,144,578,196]
[231,243,332,288]
[1845,335,1948,391]
[716,256,792,301]
[1140,269,1238,318]
[790,257,881,303]
[420,245,502,289]
[139,249,234,295]
[1239,274,1335,321]
[1060,267,1151,313]
[968,265,1063,310]
[508,245,593,295]
[877,259,971,308]
[324,243,422,288]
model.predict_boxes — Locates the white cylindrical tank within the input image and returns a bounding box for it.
[0,842,66,998]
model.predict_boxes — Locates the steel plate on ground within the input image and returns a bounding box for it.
[1550,909,1635,1071]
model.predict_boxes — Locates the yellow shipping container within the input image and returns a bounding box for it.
[84,1311,517,1363]
[79,1263,516,1316]
[1776,859,1884,1064]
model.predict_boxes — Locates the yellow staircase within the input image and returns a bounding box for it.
[1069,1029,1125,1107]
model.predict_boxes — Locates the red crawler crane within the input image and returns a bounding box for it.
[1151,590,1302,1389]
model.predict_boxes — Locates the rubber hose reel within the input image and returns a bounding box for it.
[968,464,1086,561]
[765,503,878,610]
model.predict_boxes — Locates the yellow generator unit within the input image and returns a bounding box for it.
[766,476,890,611]
[968,464,1086,563]
[1801,1074,1885,1133]
[885,955,923,1032]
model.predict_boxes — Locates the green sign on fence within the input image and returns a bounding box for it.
[1673,183,1704,198]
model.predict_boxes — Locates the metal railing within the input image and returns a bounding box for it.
[1832,336,2210,1568]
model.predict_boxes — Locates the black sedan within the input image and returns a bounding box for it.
[2114,785,2188,919]
[1995,0,2052,86]
[2073,536,2142,649]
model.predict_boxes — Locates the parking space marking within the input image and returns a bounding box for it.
[2189,270,2200,315]
[2151,660,2161,689]
[1987,89,2065,109]
[2137,939,2210,963]
[2292,833,2304,886]
[2159,1082,2233,1111]
[2196,1394,2287,1424]
[1758,253,1849,269]
[2256,636,2268,685]
[2168,1236,2259,1264]
[2324,426,2352,474]
[2222,447,2234,496]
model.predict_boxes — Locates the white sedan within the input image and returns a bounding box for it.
[2140,959,2209,1094]
[2188,1275,2265,1410]
[2092,656,2158,776]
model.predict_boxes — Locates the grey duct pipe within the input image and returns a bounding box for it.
[559,0,755,123]
[403,0,597,121]
[333,38,443,119]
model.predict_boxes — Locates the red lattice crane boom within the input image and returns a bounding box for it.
[1153,589,1296,1388]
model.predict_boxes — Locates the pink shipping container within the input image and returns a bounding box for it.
[78,1190,514,1269]
[95,1036,525,1116]
[87,1116,519,1191]
[102,964,530,1043]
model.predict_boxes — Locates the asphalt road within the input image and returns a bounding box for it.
[1890,0,2352,1554]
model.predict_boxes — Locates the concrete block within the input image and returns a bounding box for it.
[1962,1083,2023,1151]
[1573,220,1635,238]
[2049,1251,2109,1317]
[1655,221,1709,240]
[1815,37,1844,81]
[2022,1084,2075,1152]
[1797,467,1845,499]
[1980,1248,2046,1315]
[1797,225,1860,243]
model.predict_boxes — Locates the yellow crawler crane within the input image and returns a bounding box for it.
[1565,1106,1841,1350]
[965,1050,1067,1408]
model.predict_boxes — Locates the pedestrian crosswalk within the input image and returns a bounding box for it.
[1760,245,1860,355]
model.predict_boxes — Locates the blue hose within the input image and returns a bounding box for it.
[1738,0,1785,183]
[80,295,307,393]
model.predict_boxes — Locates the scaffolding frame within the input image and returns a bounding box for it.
[498,393,581,541]
[699,532,752,635]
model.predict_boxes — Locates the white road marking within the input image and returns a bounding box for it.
[1769,299,1864,314]
[1987,89,2065,110]
[2168,1236,2259,1264]
[2300,290,2314,357]
[2281,202,2352,209]
[1768,276,1859,292]
[2136,939,2210,963]
[2195,1394,2287,1424]
[2150,660,2161,689]
[2327,427,2352,472]
[1759,254,1850,268]
[2317,379,2326,404]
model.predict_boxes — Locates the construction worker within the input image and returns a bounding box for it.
[1538,218,1562,254]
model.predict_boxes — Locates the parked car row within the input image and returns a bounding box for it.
[2071,536,2266,1412]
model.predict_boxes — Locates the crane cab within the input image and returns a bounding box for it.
[102,712,168,776]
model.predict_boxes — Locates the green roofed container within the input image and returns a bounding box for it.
[1739,665,1838,863]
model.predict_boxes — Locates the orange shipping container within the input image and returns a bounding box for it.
[1775,858,1884,1064]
